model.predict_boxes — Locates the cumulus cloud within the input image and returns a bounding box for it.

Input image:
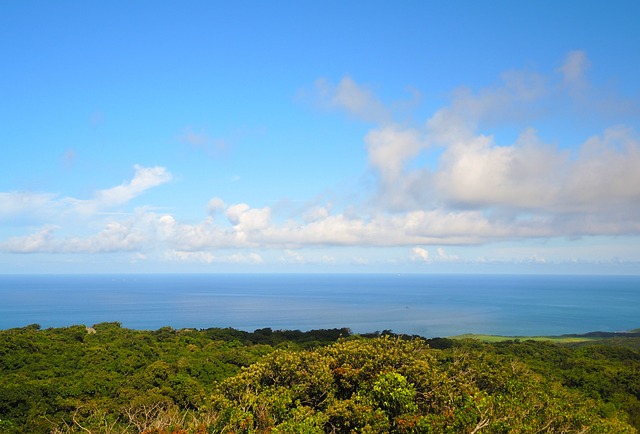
[1,165,173,254]
[343,52,640,241]
[2,225,59,253]
[563,126,640,212]
[411,247,430,263]
[207,197,227,215]
[433,129,564,209]
[360,69,551,212]
[3,52,639,264]
[279,250,336,265]
[366,125,426,180]
[431,125,640,219]
[5,188,639,256]
[0,165,172,225]
[436,248,459,262]
[232,252,264,264]
[77,165,172,213]
[156,215,236,251]
[2,212,157,254]
[167,250,263,264]
[302,204,331,223]
[225,204,271,244]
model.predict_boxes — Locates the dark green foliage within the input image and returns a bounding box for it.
[211,336,636,433]
[0,324,348,433]
[201,327,351,348]
[471,338,640,430]
[0,324,639,433]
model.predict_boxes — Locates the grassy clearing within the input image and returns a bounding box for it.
[450,334,600,343]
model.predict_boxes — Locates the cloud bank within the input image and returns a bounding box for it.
[2,52,639,266]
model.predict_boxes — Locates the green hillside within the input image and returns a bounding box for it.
[0,324,638,433]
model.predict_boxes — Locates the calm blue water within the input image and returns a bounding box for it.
[0,274,638,337]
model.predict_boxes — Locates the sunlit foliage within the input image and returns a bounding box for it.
[0,325,638,433]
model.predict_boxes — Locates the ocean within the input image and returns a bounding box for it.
[0,273,638,337]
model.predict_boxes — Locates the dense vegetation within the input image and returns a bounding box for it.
[0,323,638,433]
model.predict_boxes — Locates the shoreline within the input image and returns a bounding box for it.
[4,322,640,344]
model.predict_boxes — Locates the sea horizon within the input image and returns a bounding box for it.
[1,273,639,338]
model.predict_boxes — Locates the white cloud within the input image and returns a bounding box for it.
[3,52,640,267]
[0,192,58,221]
[302,204,331,223]
[432,126,640,217]
[279,250,336,265]
[157,214,238,251]
[226,252,264,264]
[436,247,459,262]
[131,252,147,262]
[167,250,263,264]
[335,53,640,240]
[6,187,638,257]
[563,126,640,212]
[225,204,271,241]
[1,166,175,254]
[433,129,563,209]
[69,221,145,252]
[526,254,547,264]
[411,247,430,263]
[2,212,155,254]
[2,225,59,253]
[168,250,217,263]
[74,165,172,214]
[207,197,227,215]
[0,165,172,225]
[366,125,426,180]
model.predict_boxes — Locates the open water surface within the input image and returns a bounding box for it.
[0,274,638,337]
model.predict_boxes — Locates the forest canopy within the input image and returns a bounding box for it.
[0,324,638,433]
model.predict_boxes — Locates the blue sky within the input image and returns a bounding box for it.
[1,1,640,273]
